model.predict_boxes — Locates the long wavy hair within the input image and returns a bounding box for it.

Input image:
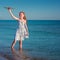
[19,11,26,20]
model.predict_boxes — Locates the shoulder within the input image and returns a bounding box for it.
[24,20,27,24]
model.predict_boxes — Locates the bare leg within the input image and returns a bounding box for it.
[19,40,22,49]
[11,40,16,48]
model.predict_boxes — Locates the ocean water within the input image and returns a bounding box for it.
[0,20,60,60]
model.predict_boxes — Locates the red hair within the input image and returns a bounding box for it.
[19,11,26,20]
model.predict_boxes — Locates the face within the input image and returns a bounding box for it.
[20,12,24,18]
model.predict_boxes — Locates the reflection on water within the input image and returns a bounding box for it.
[0,47,48,60]
[11,48,31,60]
[0,47,31,60]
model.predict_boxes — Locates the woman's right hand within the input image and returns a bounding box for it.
[8,7,11,10]
[7,7,12,11]
[4,7,12,11]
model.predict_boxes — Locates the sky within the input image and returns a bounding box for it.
[0,0,60,20]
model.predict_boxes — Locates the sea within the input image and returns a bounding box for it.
[0,20,60,60]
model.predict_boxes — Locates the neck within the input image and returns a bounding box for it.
[20,17,23,20]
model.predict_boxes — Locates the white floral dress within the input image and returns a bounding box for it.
[15,20,29,41]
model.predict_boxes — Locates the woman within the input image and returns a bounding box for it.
[6,7,29,49]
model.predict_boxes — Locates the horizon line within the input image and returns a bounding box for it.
[0,19,60,20]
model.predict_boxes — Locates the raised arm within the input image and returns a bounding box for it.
[8,8,20,20]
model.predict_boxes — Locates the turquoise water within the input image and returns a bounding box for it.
[0,20,60,60]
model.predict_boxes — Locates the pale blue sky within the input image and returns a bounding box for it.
[0,0,60,20]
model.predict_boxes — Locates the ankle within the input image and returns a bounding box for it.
[20,45,22,49]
